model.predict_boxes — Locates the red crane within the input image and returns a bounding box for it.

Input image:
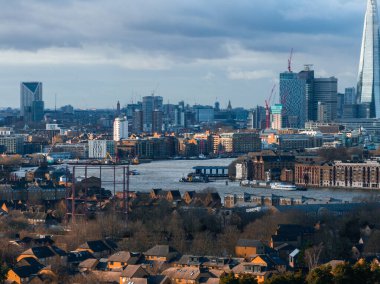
[288,48,294,72]
[265,84,276,129]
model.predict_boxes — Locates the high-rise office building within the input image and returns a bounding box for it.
[142,95,163,132]
[20,82,43,122]
[313,78,338,122]
[298,65,315,121]
[357,0,380,118]
[280,72,307,128]
[152,110,163,133]
[113,116,128,141]
[132,110,143,134]
[345,87,357,105]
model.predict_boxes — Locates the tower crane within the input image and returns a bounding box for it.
[288,48,294,72]
[265,84,276,129]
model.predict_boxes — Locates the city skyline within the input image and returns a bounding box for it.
[0,0,369,109]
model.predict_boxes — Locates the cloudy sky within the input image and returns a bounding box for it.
[0,0,368,109]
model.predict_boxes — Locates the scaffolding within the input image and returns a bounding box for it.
[65,165,130,224]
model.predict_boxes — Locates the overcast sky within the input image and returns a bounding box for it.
[0,0,368,109]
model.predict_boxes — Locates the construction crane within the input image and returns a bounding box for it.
[288,48,294,72]
[265,84,276,129]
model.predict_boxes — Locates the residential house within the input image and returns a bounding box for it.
[6,257,56,284]
[166,190,182,203]
[162,267,218,284]
[107,251,142,271]
[235,239,265,259]
[250,255,286,274]
[176,255,208,268]
[67,251,95,271]
[17,246,65,266]
[119,264,150,284]
[191,192,221,208]
[76,239,117,259]
[232,262,273,284]
[150,189,168,200]
[78,258,99,273]
[144,245,178,262]
[183,191,196,205]
[270,224,314,249]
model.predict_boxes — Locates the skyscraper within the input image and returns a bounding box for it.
[20,82,43,122]
[142,95,163,132]
[279,72,307,128]
[314,78,338,122]
[113,116,128,141]
[357,0,380,118]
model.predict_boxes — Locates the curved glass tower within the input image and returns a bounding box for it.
[357,0,380,118]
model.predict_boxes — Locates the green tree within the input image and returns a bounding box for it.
[0,261,9,283]
[220,272,239,284]
[220,273,258,284]
[238,274,258,284]
[351,260,372,284]
[264,272,305,284]
[306,265,333,284]
[332,262,354,284]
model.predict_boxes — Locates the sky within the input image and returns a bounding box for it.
[0,0,369,109]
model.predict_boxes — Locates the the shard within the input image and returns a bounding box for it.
[357,0,380,118]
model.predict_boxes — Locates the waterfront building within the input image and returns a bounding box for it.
[48,143,88,159]
[249,152,296,181]
[271,104,283,130]
[220,133,234,153]
[113,116,128,141]
[357,0,380,118]
[296,160,380,189]
[20,82,43,122]
[88,140,115,159]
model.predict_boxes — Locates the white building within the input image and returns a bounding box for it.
[113,117,128,141]
[88,140,115,159]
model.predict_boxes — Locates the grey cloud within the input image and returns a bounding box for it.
[0,0,367,58]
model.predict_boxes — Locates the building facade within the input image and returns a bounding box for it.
[313,78,338,122]
[20,82,43,122]
[113,117,128,141]
[271,104,283,130]
[357,0,380,118]
[279,72,307,128]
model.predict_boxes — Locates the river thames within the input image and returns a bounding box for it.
[71,158,380,203]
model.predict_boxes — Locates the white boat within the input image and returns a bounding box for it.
[270,182,297,191]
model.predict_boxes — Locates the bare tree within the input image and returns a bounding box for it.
[304,243,324,271]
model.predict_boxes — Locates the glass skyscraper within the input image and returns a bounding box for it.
[279,72,307,128]
[357,0,380,118]
[20,82,43,122]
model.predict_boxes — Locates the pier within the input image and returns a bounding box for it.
[192,166,229,178]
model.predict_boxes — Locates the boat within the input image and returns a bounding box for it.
[270,182,298,191]
[128,169,140,176]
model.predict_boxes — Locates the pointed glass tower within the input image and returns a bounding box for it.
[357,0,380,118]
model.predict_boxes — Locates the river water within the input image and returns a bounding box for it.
[67,158,380,203]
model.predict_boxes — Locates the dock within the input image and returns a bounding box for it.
[192,166,229,179]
